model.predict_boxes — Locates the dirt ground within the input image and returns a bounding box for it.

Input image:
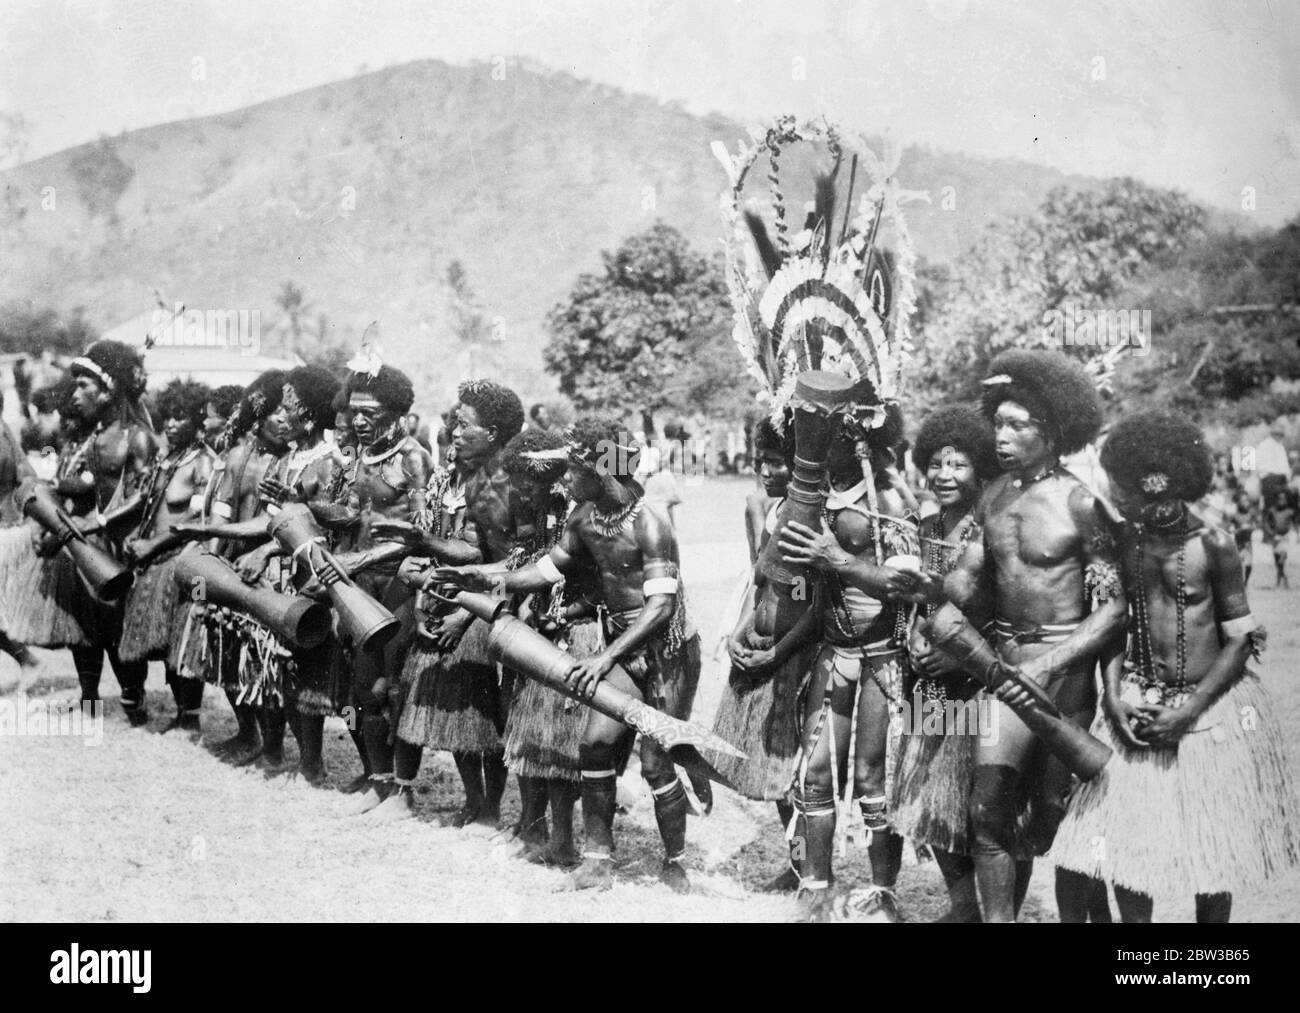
[2,477,1297,922]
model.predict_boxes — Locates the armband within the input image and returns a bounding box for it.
[189,494,206,513]
[1219,614,1258,639]
[643,576,679,597]
[266,503,281,517]
[210,501,232,519]
[536,555,563,584]
[1221,614,1266,661]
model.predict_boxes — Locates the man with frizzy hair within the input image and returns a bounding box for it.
[322,363,433,810]
[437,416,703,893]
[920,349,1127,923]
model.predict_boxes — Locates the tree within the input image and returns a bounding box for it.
[912,177,1206,414]
[544,223,735,434]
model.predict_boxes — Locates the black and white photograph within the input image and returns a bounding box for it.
[0,0,1297,941]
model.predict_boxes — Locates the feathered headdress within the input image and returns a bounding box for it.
[712,116,927,432]
[346,321,384,378]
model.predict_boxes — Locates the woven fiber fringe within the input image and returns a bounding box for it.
[118,551,185,662]
[502,620,600,780]
[0,524,96,647]
[1052,671,1300,898]
[709,641,815,801]
[396,617,501,751]
[891,710,977,854]
[169,602,210,682]
[236,618,290,708]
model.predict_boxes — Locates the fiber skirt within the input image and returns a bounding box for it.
[396,617,501,752]
[0,524,96,647]
[1051,670,1299,898]
[502,620,601,781]
[118,551,186,663]
[709,638,815,801]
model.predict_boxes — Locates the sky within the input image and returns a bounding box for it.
[1,0,1297,222]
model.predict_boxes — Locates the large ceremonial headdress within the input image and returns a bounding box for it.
[712,115,926,430]
[715,118,926,641]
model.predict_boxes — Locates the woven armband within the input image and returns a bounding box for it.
[536,554,563,584]
[643,576,679,597]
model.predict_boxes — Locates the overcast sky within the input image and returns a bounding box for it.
[2,0,1297,222]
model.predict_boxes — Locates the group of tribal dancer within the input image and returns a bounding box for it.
[0,336,1296,922]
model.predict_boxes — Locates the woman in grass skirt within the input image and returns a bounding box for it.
[712,416,821,894]
[497,429,593,866]
[0,387,98,652]
[889,405,1011,923]
[116,380,215,734]
[1051,409,1299,922]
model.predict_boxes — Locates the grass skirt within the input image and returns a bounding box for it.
[118,550,186,663]
[709,640,816,801]
[396,617,501,752]
[0,523,96,647]
[1052,670,1300,898]
[502,620,600,781]
[890,703,978,854]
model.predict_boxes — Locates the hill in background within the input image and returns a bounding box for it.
[1,57,1106,410]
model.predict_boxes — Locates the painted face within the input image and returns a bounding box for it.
[926,445,979,508]
[992,400,1053,476]
[350,392,395,447]
[275,383,312,443]
[257,409,288,450]
[758,449,791,497]
[452,403,495,469]
[71,374,108,421]
[564,462,604,504]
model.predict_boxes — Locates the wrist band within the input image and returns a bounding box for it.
[188,494,206,513]
[536,555,563,584]
[211,501,232,519]
[643,576,679,597]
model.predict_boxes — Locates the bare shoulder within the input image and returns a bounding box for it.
[636,498,676,551]
[1196,520,1237,562]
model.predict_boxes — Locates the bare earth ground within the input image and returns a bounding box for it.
[1,477,1296,922]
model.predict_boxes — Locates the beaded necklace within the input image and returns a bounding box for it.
[1131,511,1189,692]
[820,503,914,644]
[919,507,976,619]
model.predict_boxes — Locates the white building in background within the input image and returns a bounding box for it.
[98,309,303,390]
